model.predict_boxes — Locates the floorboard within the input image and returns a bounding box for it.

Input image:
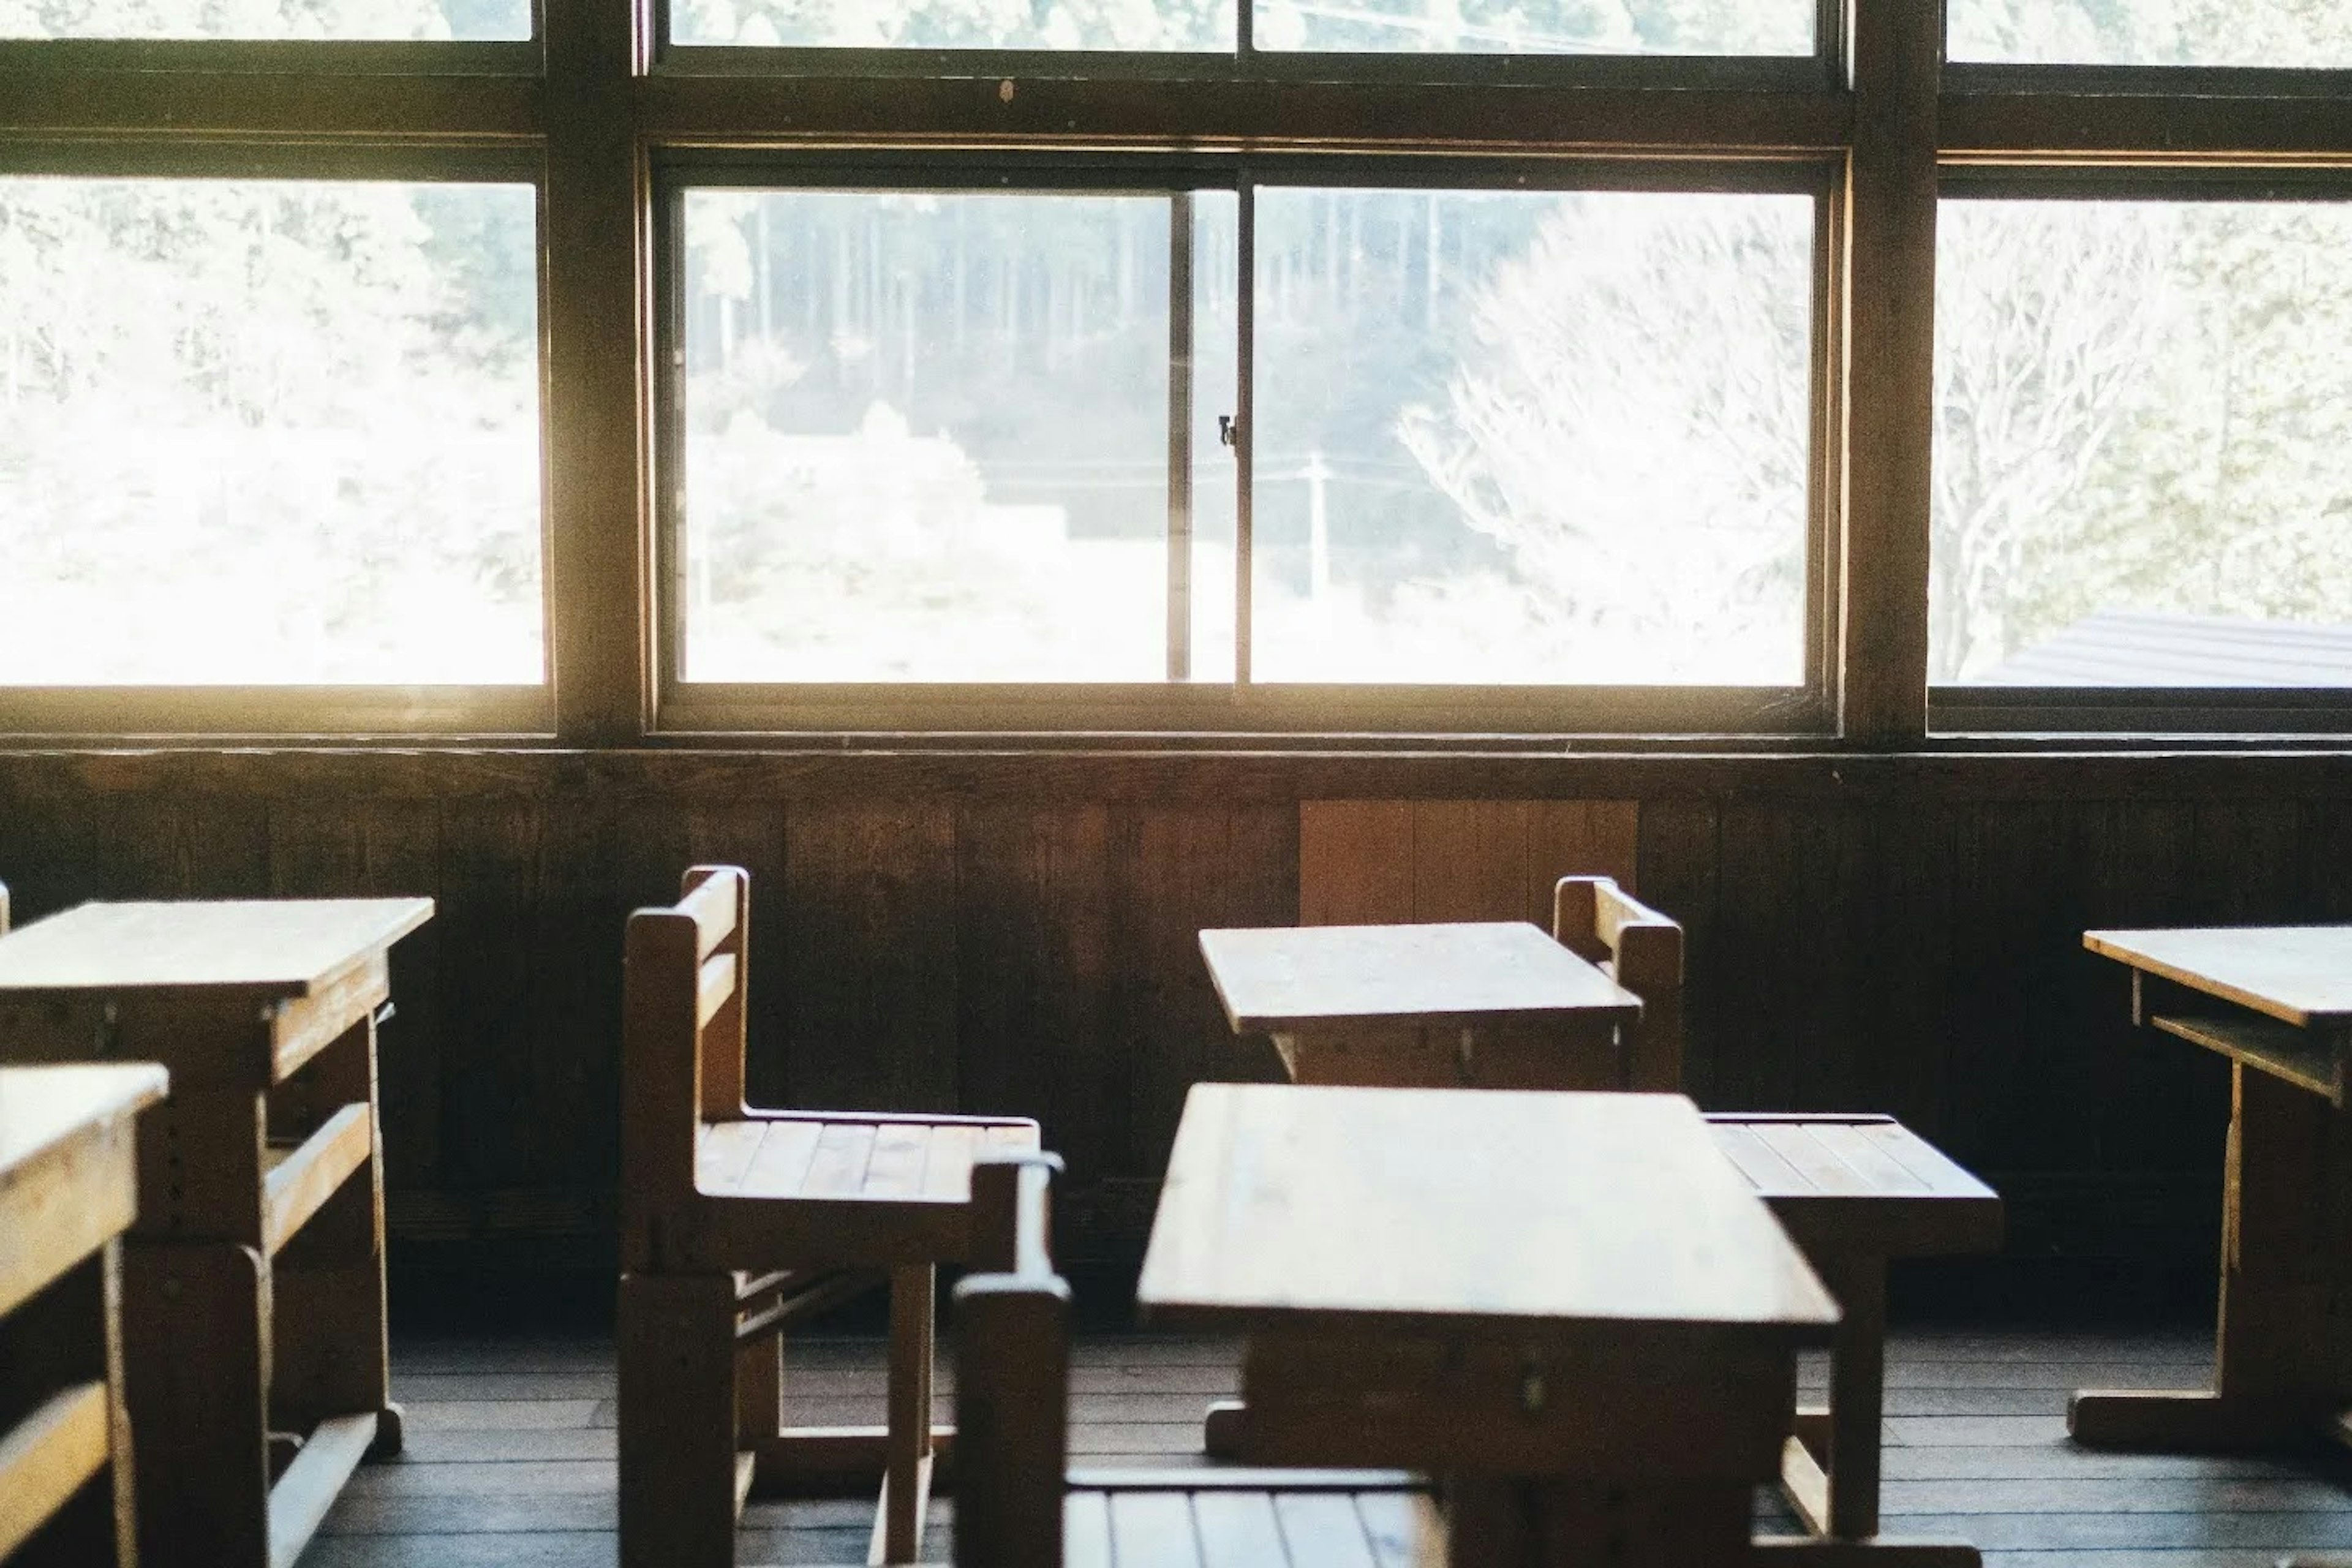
[304,1325,2352,1566]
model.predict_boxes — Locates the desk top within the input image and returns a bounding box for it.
[2084,926,2352,1028]
[1199,922,1641,1035]
[0,1063,169,1183]
[1138,1085,1838,1344]
[0,899,434,1000]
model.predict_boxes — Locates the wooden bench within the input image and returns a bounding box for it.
[956,1149,1446,1568]
[1710,1114,2004,1564]
[617,865,1042,1567]
[1,1063,169,1567]
[1558,878,2006,1563]
[0,897,429,1568]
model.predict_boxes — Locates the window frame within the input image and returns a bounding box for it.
[647,0,1848,91]
[0,135,559,740]
[1926,162,2352,738]
[649,151,1844,737]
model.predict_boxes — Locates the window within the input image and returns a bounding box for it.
[671,0,1232,51]
[676,186,1200,683]
[666,0,1812,56]
[663,168,1825,721]
[1945,1,2352,69]
[9,4,2351,742]
[1931,189,2352,699]
[1253,0,1813,56]
[0,175,546,692]
[0,0,529,40]
[1250,185,1815,686]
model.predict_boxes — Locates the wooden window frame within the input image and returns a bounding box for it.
[0,1,2346,745]
[649,152,1843,738]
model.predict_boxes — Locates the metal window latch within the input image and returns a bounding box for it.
[1218,415,1240,448]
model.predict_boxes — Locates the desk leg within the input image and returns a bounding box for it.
[123,1243,271,1568]
[2073,1065,2352,1450]
[271,1018,401,1460]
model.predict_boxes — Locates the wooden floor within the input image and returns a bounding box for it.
[305,1326,2352,1566]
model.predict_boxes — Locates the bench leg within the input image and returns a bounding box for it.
[874,1265,936,1565]
[620,1272,744,1568]
[1823,1256,1887,1541]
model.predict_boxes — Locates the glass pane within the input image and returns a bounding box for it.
[0,178,545,685]
[1250,187,1815,685]
[1254,0,1811,56]
[1933,200,2352,688]
[1189,191,1240,683]
[680,189,1177,683]
[673,0,1232,50]
[1947,1,2352,68]
[0,0,529,40]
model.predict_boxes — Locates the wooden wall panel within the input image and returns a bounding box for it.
[1300,800,1642,930]
[1109,805,1298,1180]
[781,802,957,1114]
[956,805,1115,1180]
[1298,801,1413,925]
[434,803,545,1198]
[2,755,2346,1270]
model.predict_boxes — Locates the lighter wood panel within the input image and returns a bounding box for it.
[1298,803,1414,927]
[1301,801,1643,936]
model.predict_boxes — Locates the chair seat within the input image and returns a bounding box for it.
[1706,1114,2002,1258]
[1063,1472,1443,1567]
[698,1117,1040,1203]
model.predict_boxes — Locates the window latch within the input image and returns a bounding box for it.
[1218,415,1240,449]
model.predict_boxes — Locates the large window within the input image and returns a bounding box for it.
[6,5,2352,741]
[0,0,529,40]
[666,0,1815,56]
[0,175,546,690]
[1931,188,2352,699]
[1946,1,2352,69]
[665,170,1823,718]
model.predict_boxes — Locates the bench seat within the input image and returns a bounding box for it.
[1708,1114,2003,1257]
[697,1118,1039,1202]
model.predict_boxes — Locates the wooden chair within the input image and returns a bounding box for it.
[956,1150,1444,1568]
[617,865,1042,1567]
[1554,877,2004,1564]
[1551,873,1683,1091]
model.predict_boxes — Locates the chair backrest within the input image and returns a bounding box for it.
[619,864,751,1270]
[955,1151,1070,1568]
[1553,875,1684,1093]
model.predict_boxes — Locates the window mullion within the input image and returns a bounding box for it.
[1235,172,1256,690]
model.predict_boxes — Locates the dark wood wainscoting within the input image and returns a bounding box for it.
[3,750,2346,1280]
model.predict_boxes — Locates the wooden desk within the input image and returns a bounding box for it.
[2075,926,2352,1452]
[1198,922,1642,1088]
[1,1063,168,1567]
[0,899,432,1568]
[1139,1085,1839,1567]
